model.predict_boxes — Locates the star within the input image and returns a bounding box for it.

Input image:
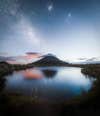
[47,4,53,12]
[65,12,72,24]
[68,12,72,18]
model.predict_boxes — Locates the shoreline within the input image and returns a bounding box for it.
[0,61,100,78]
[0,61,100,115]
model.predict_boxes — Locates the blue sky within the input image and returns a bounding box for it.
[0,0,100,60]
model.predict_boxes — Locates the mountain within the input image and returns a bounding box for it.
[71,57,100,64]
[0,56,14,62]
[32,54,69,66]
[85,57,100,64]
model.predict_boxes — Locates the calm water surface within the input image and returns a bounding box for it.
[4,67,96,102]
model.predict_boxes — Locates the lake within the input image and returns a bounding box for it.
[4,67,96,103]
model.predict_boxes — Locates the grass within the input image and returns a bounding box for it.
[81,64,100,78]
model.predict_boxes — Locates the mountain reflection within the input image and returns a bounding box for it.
[41,69,57,78]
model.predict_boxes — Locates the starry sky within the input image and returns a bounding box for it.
[0,0,100,60]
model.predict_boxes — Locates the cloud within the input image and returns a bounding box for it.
[26,52,42,57]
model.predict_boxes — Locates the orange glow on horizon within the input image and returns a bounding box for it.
[6,53,42,64]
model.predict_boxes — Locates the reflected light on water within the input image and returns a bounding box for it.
[22,69,43,80]
[4,67,97,102]
[58,68,95,87]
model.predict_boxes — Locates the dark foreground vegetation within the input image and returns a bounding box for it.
[81,64,100,78]
[0,62,100,116]
[0,61,35,77]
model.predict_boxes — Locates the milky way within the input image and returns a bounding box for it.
[0,0,100,60]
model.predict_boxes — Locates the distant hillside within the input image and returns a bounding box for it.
[32,54,69,66]
[71,57,100,65]
[0,56,14,62]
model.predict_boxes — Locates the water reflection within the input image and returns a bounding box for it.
[4,67,96,102]
[23,69,43,80]
[41,69,57,78]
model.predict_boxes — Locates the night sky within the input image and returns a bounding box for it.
[0,0,100,60]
